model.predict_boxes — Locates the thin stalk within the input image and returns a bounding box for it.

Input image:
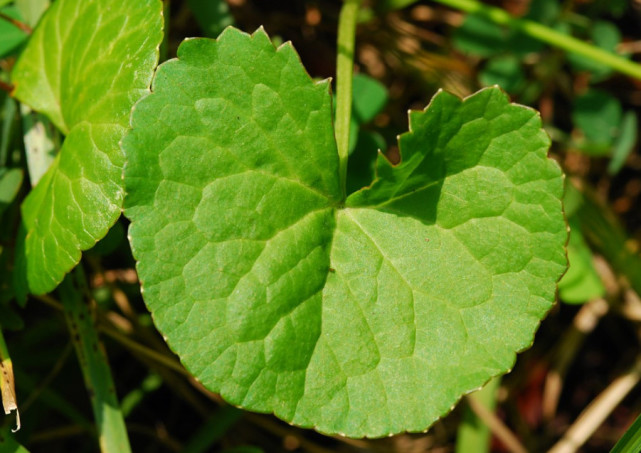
[0,12,32,34]
[335,0,362,198]
[59,269,132,453]
[431,0,641,81]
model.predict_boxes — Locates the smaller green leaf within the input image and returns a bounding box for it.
[0,95,17,167]
[479,56,525,93]
[608,111,638,175]
[0,6,28,58]
[572,89,622,152]
[453,13,507,57]
[558,221,605,304]
[0,168,23,215]
[352,73,388,124]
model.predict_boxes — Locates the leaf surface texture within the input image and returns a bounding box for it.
[124,27,567,437]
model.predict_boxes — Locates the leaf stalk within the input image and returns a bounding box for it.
[59,269,132,453]
[335,0,362,199]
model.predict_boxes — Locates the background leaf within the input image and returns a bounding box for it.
[124,27,567,438]
[11,0,163,294]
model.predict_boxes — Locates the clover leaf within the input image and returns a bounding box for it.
[123,27,567,438]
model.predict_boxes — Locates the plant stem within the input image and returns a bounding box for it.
[431,0,641,81]
[456,377,501,453]
[335,0,362,199]
[59,269,132,453]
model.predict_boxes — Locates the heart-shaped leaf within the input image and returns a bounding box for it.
[123,27,567,438]
[12,0,163,294]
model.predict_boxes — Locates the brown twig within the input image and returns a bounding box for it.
[0,12,32,34]
[548,357,641,453]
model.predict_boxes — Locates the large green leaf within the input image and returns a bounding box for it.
[12,0,163,294]
[123,27,567,438]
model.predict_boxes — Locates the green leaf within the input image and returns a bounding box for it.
[479,55,525,93]
[352,73,387,124]
[558,220,605,304]
[572,89,622,152]
[612,411,641,453]
[124,27,567,438]
[0,6,28,58]
[0,168,23,215]
[608,111,638,175]
[11,0,163,294]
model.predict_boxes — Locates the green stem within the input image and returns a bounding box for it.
[59,269,132,453]
[455,377,501,453]
[432,0,641,81]
[335,0,362,199]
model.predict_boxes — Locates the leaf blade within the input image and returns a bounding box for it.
[12,0,163,294]
[124,28,567,438]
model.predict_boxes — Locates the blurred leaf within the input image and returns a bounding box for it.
[568,21,621,80]
[572,89,622,152]
[352,73,388,124]
[0,168,23,216]
[608,111,638,175]
[453,13,507,57]
[453,0,555,58]
[0,424,28,452]
[479,55,525,93]
[571,182,641,297]
[558,221,605,304]
[582,0,628,19]
[187,0,233,38]
[0,96,17,168]
[455,377,501,453]
[527,0,560,24]
[0,6,28,58]
[14,0,49,27]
